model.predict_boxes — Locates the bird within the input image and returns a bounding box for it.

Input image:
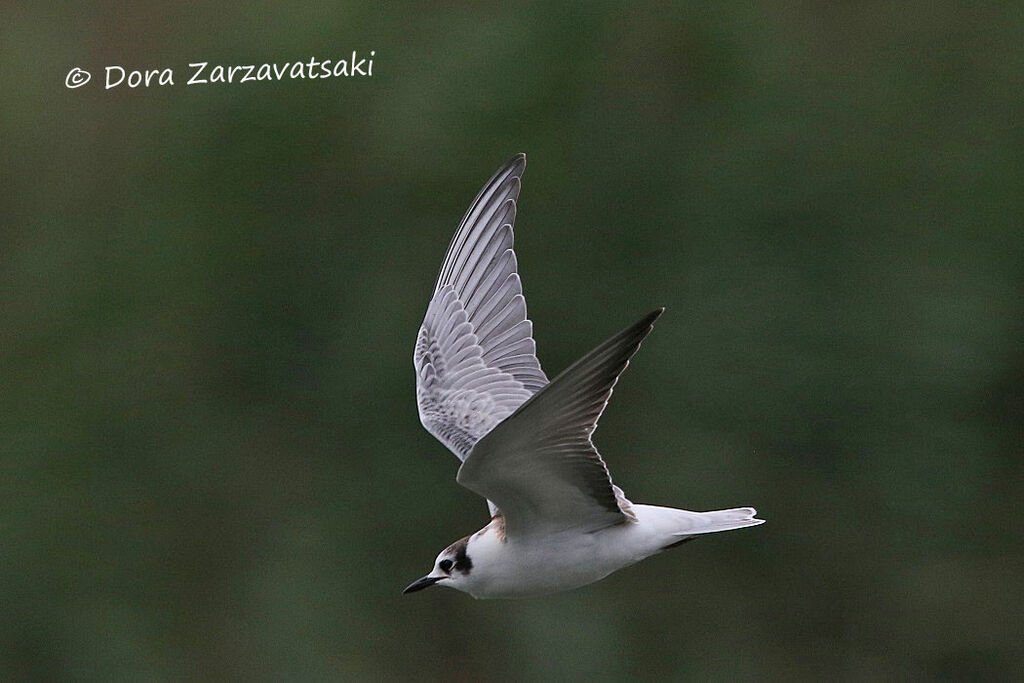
[404,153,763,599]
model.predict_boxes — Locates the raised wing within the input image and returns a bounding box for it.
[457,309,664,538]
[414,154,548,464]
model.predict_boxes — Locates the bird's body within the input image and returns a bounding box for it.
[404,154,763,599]
[447,505,760,599]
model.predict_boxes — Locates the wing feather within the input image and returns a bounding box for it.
[456,309,664,538]
[414,155,548,472]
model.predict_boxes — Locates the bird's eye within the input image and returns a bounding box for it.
[439,559,453,573]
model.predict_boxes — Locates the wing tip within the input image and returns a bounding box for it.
[504,152,527,176]
[635,307,665,336]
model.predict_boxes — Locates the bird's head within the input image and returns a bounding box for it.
[403,535,474,595]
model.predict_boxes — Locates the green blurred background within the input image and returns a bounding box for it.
[4,3,1023,680]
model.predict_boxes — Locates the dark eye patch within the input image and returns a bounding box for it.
[440,536,473,575]
[453,540,472,574]
[439,559,453,572]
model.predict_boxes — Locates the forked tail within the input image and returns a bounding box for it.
[671,507,764,538]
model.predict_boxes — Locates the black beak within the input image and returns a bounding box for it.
[402,575,442,594]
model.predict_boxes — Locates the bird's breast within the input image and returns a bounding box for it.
[464,525,653,598]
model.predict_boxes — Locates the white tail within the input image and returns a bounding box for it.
[671,507,764,537]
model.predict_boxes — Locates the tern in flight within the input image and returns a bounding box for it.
[404,154,763,599]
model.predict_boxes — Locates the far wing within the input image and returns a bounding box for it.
[457,309,664,538]
[414,154,548,464]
